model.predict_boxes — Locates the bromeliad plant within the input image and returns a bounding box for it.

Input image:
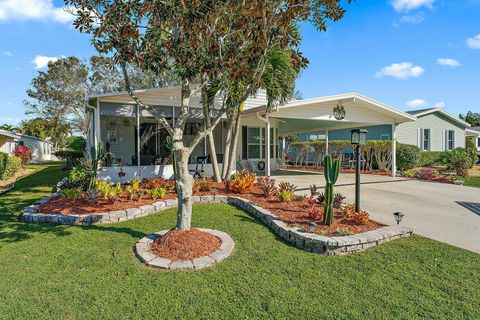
[322,155,340,226]
[224,170,256,193]
[257,176,278,197]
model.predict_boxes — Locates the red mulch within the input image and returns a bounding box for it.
[151,228,221,261]
[39,193,177,215]
[41,181,382,237]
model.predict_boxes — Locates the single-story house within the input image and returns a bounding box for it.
[86,88,416,181]
[298,107,474,152]
[0,129,54,163]
[466,127,480,157]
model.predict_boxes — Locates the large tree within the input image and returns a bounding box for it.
[460,111,480,127]
[17,118,70,149]
[67,0,349,231]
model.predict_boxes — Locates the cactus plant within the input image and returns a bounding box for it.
[88,141,104,190]
[322,155,340,226]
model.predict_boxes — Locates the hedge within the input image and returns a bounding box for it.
[417,151,444,167]
[0,153,22,180]
[396,144,421,171]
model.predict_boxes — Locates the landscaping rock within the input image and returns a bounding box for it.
[165,199,178,207]
[148,257,172,269]
[153,201,166,211]
[139,205,154,215]
[109,210,127,221]
[192,256,216,269]
[126,208,141,218]
[169,260,194,270]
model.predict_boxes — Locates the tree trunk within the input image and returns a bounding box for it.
[225,107,242,176]
[207,132,221,182]
[174,146,193,231]
[221,113,233,179]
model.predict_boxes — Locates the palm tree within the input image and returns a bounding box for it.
[222,47,302,178]
[0,124,17,132]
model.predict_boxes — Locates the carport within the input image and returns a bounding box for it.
[243,93,416,177]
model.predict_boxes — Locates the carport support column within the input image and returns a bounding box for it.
[137,104,140,167]
[265,112,271,177]
[94,100,101,149]
[325,130,329,155]
[392,123,397,177]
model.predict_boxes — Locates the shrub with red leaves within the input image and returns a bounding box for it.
[13,145,32,165]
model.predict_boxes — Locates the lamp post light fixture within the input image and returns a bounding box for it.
[308,221,318,233]
[393,212,404,225]
[351,129,368,213]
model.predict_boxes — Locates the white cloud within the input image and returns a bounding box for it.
[0,0,73,23]
[391,0,435,12]
[31,55,58,69]
[375,62,425,79]
[433,101,445,108]
[399,14,425,24]
[467,34,480,49]
[437,58,461,67]
[3,50,13,56]
[406,99,428,108]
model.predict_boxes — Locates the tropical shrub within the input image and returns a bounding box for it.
[257,176,278,197]
[341,203,356,219]
[309,184,319,198]
[125,185,136,201]
[277,190,294,202]
[130,177,142,192]
[353,210,369,225]
[396,143,420,171]
[316,192,325,205]
[417,151,444,167]
[442,148,472,177]
[403,168,418,178]
[146,187,167,200]
[416,168,436,180]
[0,152,21,179]
[193,178,215,193]
[224,170,256,193]
[60,187,83,201]
[13,145,32,165]
[278,181,297,193]
[465,138,478,166]
[332,193,345,209]
[334,227,353,236]
[84,188,101,204]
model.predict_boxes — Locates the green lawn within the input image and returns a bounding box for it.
[463,176,480,188]
[1,165,479,319]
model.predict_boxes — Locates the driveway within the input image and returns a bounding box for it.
[272,170,480,253]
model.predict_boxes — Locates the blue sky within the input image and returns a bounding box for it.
[0,0,479,126]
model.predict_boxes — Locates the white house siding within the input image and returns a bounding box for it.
[396,112,466,151]
[20,136,54,163]
[0,136,15,154]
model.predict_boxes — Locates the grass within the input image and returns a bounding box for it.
[1,165,479,319]
[463,176,480,188]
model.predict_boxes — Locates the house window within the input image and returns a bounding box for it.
[420,129,430,151]
[261,127,276,159]
[247,127,261,158]
[107,129,118,144]
[380,134,390,141]
[446,130,455,150]
[16,141,24,147]
[309,134,319,141]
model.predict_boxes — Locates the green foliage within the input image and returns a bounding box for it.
[465,138,478,167]
[0,154,21,180]
[88,142,104,190]
[130,177,141,192]
[396,143,421,171]
[323,155,340,226]
[460,111,480,126]
[418,151,444,167]
[334,227,353,236]
[60,187,83,201]
[442,148,472,177]
[65,136,87,153]
[146,187,167,200]
[277,190,294,202]
[68,166,90,183]
[17,118,70,148]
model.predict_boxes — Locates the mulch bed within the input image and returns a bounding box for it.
[40,181,382,237]
[151,228,221,261]
[39,193,177,215]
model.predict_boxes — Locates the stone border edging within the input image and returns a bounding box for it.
[135,228,234,270]
[22,193,413,255]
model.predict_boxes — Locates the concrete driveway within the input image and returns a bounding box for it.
[272,170,480,253]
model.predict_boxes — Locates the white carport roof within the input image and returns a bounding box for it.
[242,92,416,135]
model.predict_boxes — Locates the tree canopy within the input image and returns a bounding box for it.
[460,111,480,127]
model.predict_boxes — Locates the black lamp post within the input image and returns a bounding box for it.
[351,129,368,213]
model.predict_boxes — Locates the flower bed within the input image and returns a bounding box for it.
[135,228,234,270]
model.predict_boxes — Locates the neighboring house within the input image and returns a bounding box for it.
[0,129,54,163]
[298,107,472,152]
[86,89,415,181]
[466,127,480,157]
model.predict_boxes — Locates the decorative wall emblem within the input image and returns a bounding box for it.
[333,104,346,120]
